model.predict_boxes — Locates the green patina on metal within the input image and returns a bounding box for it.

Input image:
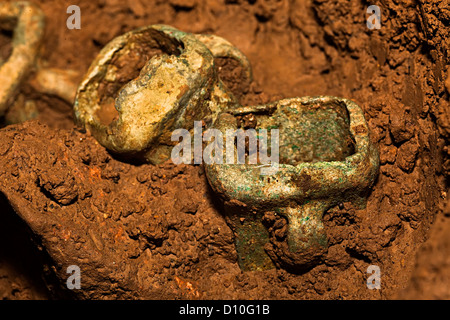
[74,25,252,164]
[70,24,379,272]
[232,213,275,271]
[205,96,379,271]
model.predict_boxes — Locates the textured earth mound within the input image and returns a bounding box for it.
[0,0,448,299]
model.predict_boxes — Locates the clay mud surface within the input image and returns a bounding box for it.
[0,0,449,299]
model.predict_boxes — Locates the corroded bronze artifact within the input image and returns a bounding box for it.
[74,25,251,164]
[0,1,44,116]
[72,25,379,271]
[204,97,379,271]
[0,1,80,123]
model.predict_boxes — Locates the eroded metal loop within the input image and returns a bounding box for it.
[0,1,44,116]
[0,1,81,123]
[74,25,252,164]
[73,24,380,272]
[204,96,380,271]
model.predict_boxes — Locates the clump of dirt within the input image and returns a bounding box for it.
[215,56,252,101]
[0,0,448,299]
[395,200,450,299]
[3,82,75,129]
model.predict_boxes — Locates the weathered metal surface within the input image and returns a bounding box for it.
[74,25,253,164]
[29,66,80,103]
[193,33,252,89]
[0,1,44,116]
[205,96,380,271]
[72,24,379,271]
[0,1,81,123]
[3,11,378,272]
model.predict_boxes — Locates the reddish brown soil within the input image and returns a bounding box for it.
[0,0,449,299]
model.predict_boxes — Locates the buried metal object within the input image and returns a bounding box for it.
[0,1,44,116]
[74,25,251,164]
[71,24,379,271]
[204,96,379,271]
[0,1,81,123]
